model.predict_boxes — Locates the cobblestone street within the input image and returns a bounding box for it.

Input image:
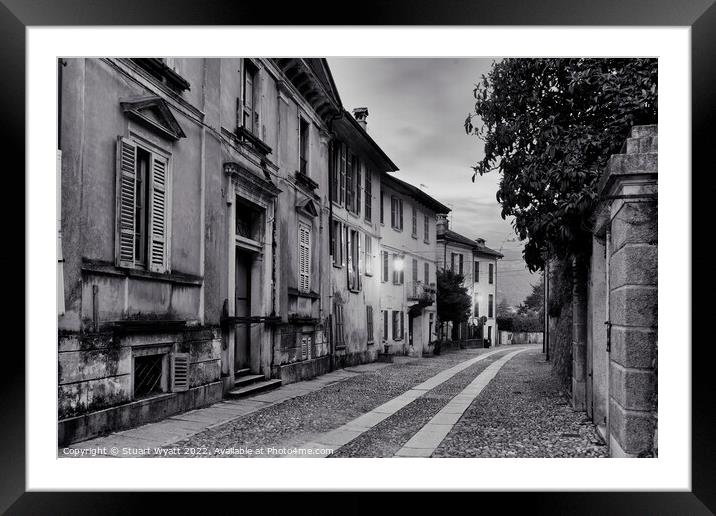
[65,345,606,459]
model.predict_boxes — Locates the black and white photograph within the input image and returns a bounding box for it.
[56,56,658,460]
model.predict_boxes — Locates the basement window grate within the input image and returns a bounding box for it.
[134,354,164,398]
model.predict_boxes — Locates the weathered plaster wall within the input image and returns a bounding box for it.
[58,58,223,442]
[379,181,440,356]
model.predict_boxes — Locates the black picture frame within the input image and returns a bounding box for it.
[3,0,712,513]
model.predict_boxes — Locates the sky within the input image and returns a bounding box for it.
[327,58,539,306]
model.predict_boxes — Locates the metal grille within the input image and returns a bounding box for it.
[134,354,164,398]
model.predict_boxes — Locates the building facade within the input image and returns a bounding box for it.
[436,216,502,345]
[216,58,341,389]
[379,175,450,357]
[472,238,503,345]
[58,58,224,445]
[57,58,343,445]
[328,108,399,367]
[57,57,458,445]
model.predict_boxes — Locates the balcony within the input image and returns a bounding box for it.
[407,281,436,305]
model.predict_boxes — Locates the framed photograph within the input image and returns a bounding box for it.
[6,0,712,512]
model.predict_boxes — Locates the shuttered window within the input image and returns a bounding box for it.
[424,262,430,285]
[116,136,169,272]
[170,353,189,393]
[345,151,354,211]
[382,310,388,341]
[355,158,362,216]
[339,143,347,206]
[334,302,345,348]
[489,263,494,284]
[330,141,339,203]
[347,228,361,291]
[475,261,480,282]
[149,155,168,272]
[392,311,404,340]
[299,118,309,175]
[382,250,389,282]
[117,137,137,267]
[364,235,373,276]
[488,294,494,318]
[364,169,372,222]
[243,60,257,133]
[380,190,384,224]
[391,197,404,230]
[366,306,374,344]
[331,219,343,267]
[424,214,430,243]
[411,206,418,237]
[298,223,311,292]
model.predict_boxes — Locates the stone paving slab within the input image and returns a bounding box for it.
[343,363,391,373]
[59,362,386,457]
[395,348,529,457]
[432,347,608,458]
[274,347,522,457]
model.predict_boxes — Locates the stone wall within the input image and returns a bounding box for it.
[58,327,223,445]
[588,124,658,457]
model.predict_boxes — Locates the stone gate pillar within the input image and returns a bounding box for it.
[597,124,658,457]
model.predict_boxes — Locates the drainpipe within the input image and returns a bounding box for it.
[326,108,344,370]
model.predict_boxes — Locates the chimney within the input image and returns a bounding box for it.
[475,238,485,246]
[436,213,449,235]
[352,107,369,131]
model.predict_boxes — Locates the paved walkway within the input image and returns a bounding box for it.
[395,347,529,457]
[61,345,606,459]
[290,347,513,457]
[60,362,390,457]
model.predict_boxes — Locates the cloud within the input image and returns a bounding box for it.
[327,57,536,303]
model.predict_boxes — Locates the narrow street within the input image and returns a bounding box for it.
[63,345,606,458]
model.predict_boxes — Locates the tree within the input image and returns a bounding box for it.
[436,268,471,338]
[465,58,657,271]
[496,298,512,318]
[524,278,544,313]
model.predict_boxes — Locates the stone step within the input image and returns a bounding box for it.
[233,373,266,388]
[626,136,658,155]
[630,124,657,139]
[226,379,283,399]
[235,368,251,377]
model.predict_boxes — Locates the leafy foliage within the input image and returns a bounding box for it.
[523,277,544,313]
[436,268,471,328]
[466,58,657,271]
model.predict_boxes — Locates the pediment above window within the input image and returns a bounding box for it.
[296,198,319,218]
[120,96,186,141]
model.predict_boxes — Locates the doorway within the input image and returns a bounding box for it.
[235,249,252,372]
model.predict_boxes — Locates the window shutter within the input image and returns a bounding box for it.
[298,224,311,292]
[356,159,362,215]
[340,143,347,206]
[171,353,190,392]
[346,227,353,288]
[116,137,137,267]
[149,154,168,273]
[400,312,405,339]
[399,200,404,229]
[357,231,363,289]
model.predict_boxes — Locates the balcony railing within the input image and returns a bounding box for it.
[407,281,436,303]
